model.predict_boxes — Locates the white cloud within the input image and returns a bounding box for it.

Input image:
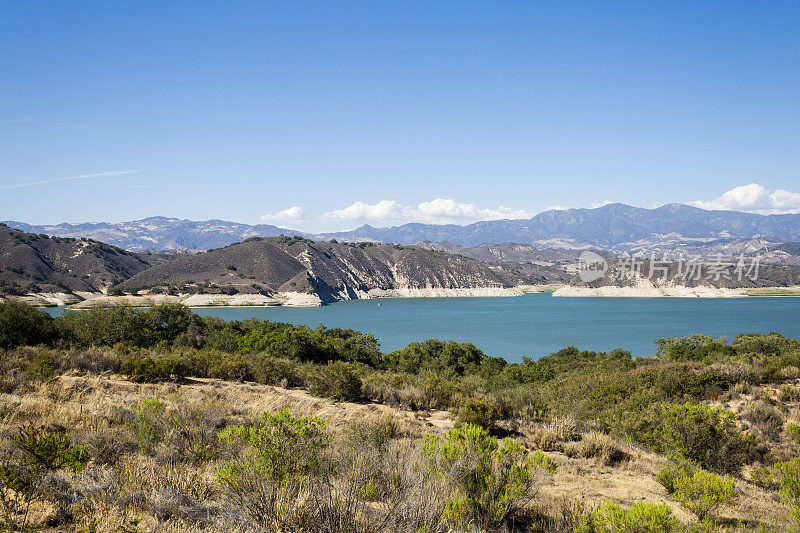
[260,206,304,223]
[691,183,800,215]
[0,169,144,190]
[545,205,571,211]
[322,198,533,225]
[322,200,409,221]
[414,198,532,223]
[590,200,614,209]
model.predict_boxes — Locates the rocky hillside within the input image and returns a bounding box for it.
[414,241,611,265]
[556,258,800,298]
[0,224,150,295]
[119,236,555,303]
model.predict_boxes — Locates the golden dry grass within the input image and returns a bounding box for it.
[0,372,795,531]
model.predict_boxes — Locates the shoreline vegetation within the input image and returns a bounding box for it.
[2,300,800,531]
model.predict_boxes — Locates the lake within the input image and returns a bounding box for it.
[44,293,800,361]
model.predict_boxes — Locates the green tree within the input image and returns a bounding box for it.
[0,300,55,348]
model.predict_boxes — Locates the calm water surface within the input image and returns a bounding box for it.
[45,293,800,361]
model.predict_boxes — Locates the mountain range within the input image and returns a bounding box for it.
[6,203,800,252]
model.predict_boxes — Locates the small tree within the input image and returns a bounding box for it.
[0,300,56,348]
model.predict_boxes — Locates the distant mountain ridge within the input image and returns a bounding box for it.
[322,203,800,248]
[6,203,800,252]
[4,217,300,252]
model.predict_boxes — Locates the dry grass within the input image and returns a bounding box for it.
[0,373,795,531]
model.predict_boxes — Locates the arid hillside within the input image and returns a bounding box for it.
[0,224,150,295]
[118,236,556,302]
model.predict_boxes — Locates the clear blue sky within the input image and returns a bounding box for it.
[2,1,799,231]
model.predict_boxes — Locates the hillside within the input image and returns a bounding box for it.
[0,228,565,306]
[414,241,611,266]
[553,258,800,297]
[0,224,150,298]
[119,236,556,303]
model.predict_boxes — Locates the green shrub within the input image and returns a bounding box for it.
[419,370,459,409]
[672,466,738,521]
[592,500,682,533]
[217,410,328,528]
[658,402,756,474]
[121,355,186,383]
[657,459,695,494]
[0,426,89,531]
[129,397,169,454]
[423,423,555,529]
[218,409,327,483]
[384,339,485,375]
[205,352,252,381]
[248,354,301,386]
[786,423,800,443]
[655,335,735,362]
[0,300,55,348]
[775,457,800,524]
[307,361,362,401]
[455,396,500,431]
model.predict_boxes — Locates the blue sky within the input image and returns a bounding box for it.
[2,1,799,231]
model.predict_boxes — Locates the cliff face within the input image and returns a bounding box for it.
[119,237,530,303]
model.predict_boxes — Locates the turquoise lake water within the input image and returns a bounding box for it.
[45,293,800,361]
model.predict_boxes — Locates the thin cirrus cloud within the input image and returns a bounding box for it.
[0,169,144,190]
[322,198,534,225]
[691,183,800,215]
[260,206,305,224]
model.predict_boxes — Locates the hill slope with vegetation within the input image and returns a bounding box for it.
[0,229,563,305]
[2,301,800,531]
[0,224,150,298]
